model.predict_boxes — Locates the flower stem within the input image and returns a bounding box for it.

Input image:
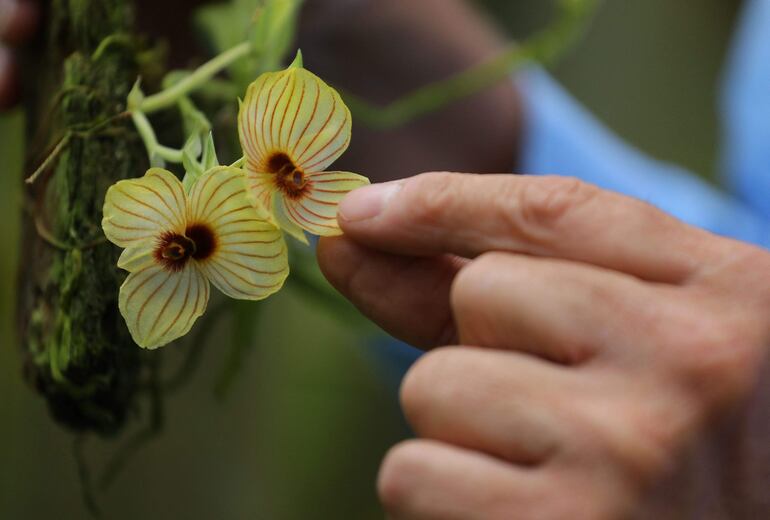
[25,132,71,184]
[130,109,161,162]
[155,145,184,163]
[138,41,252,114]
[131,109,185,164]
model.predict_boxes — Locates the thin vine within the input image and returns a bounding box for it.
[344,0,601,129]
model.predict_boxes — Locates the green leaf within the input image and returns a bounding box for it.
[182,135,205,192]
[288,49,303,69]
[201,132,219,171]
[178,96,211,137]
[194,0,304,90]
[249,0,304,73]
[126,78,144,110]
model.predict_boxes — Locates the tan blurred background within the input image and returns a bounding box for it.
[0,0,742,518]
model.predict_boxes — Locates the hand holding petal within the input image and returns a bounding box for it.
[283,171,370,236]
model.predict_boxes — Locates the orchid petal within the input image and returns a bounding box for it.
[238,67,351,173]
[187,166,251,224]
[102,168,186,248]
[243,170,276,221]
[117,246,155,272]
[238,72,274,168]
[188,166,289,300]
[282,171,369,237]
[119,262,209,349]
[273,191,310,244]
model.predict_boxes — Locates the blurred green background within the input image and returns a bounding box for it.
[0,0,743,518]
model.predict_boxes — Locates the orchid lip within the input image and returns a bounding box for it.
[154,224,217,272]
[267,151,308,199]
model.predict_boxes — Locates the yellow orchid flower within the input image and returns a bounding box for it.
[102,167,289,349]
[238,57,370,243]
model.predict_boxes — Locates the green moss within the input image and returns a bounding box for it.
[17,0,157,435]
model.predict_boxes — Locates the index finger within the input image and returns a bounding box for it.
[337,172,719,283]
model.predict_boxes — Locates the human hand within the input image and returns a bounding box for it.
[318,172,770,519]
[0,0,38,110]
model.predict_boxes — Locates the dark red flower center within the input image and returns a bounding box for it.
[154,224,217,272]
[267,152,308,199]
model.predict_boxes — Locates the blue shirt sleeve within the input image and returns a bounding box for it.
[721,0,770,220]
[516,68,770,249]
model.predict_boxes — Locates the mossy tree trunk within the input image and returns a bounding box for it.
[17,0,157,435]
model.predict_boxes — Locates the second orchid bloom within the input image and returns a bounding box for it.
[102,167,289,349]
[238,56,370,243]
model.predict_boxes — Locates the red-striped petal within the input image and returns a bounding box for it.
[282,171,370,237]
[119,262,209,349]
[102,168,186,249]
[188,166,289,300]
[238,67,352,174]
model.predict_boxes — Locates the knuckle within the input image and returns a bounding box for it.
[677,246,770,403]
[400,347,467,428]
[665,308,762,406]
[609,404,679,482]
[377,440,426,513]
[563,398,675,489]
[571,304,765,483]
[515,176,597,236]
[702,245,770,310]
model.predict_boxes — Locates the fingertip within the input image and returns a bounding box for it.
[377,439,431,515]
[337,180,403,226]
[337,172,475,257]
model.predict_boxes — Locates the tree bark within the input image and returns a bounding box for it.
[17,0,155,435]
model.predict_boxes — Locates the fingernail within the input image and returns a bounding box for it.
[339,181,402,222]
